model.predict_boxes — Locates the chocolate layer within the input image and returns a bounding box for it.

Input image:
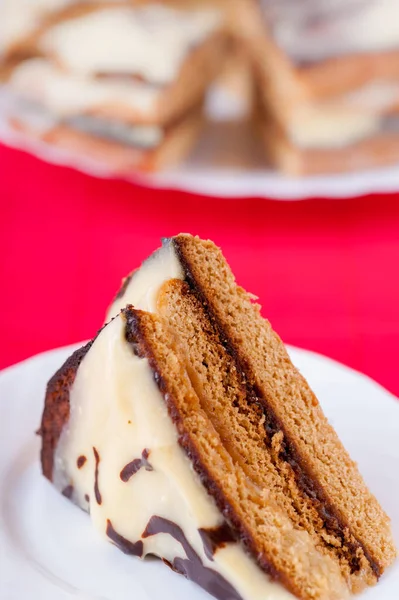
[199,523,237,561]
[143,516,243,600]
[120,449,153,482]
[77,455,87,469]
[106,520,144,557]
[41,340,94,480]
[93,446,102,505]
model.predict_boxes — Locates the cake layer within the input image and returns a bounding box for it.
[9,101,204,172]
[167,235,396,577]
[155,277,376,590]
[256,110,399,175]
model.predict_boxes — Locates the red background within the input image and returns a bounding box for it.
[1,142,398,397]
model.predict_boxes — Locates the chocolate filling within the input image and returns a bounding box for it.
[199,524,237,561]
[106,520,144,557]
[114,271,135,302]
[42,339,95,480]
[93,447,102,505]
[120,448,153,482]
[172,238,381,579]
[143,516,243,600]
[77,455,87,469]
[62,485,74,499]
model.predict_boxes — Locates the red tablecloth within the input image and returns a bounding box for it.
[1,142,398,397]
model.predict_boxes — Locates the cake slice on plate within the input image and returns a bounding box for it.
[40,235,396,600]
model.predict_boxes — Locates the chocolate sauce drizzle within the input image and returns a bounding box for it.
[199,523,237,561]
[77,455,87,469]
[115,271,135,300]
[120,449,153,482]
[62,485,74,499]
[106,520,144,557]
[93,447,102,505]
[143,516,243,600]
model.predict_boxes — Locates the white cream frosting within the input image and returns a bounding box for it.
[106,241,184,320]
[9,58,159,117]
[1,0,70,53]
[261,0,399,63]
[287,105,381,149]
[341,81,399,113]
[0,0,122,54]
[285,79,399,149]
[53,241,295,600]
[40,5,222,85]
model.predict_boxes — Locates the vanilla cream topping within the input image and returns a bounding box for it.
[9,58,159,117]
[1,0,70,53]
[261,0,399,63]
[40,5,222,85]
[286,79,399,149]
[0,0,123,54]
[53,242,295,600]
[341,81,399,113]
[106,241,184,320]
[288,105,381,149]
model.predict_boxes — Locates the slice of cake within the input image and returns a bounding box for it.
[234,0,399,175]
[40,235,396,600]
[1,1,229,172]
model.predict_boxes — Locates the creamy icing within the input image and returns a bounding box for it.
[1,0,70,53]
[9,58,159,116]
[107,241,184,320]
[66,116,163,149]
[53,241,295,600]
[0,0,123,54]
[261,0,399,63]
[285,78,399,149]
[287,105,381,149]
[40,5,222,85]
[341,81,399,113]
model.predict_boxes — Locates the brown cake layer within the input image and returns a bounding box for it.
[122,306,349,600]
[9,104,204,174]
[166,235,396,584]
[156,278,370,589]
[41,340,94,480]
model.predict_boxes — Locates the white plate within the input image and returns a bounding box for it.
[2,88,399,200]
[0,344,398,600]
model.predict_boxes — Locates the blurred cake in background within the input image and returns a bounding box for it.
[1,0,399,177]
[0,1,230,172]
[239,0,399,175]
